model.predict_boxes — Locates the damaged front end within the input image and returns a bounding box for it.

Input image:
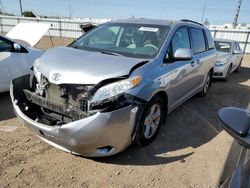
[24,74,95,125]
[11,74,146,156]
[16,74,145,125]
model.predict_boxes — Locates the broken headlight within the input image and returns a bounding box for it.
[90,76,141,104]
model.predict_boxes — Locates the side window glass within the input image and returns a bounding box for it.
[190,28,206,54]
[88,26,119,47]
[232,42,235,50]
[205,29,215,49]
[0,38,12,52]
[171,27,190,55]
[237,43,241,50]
[234,43,237,50]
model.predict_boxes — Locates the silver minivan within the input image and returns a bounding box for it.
[11,19,216,157]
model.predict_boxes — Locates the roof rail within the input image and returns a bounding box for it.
[179,19,203,26]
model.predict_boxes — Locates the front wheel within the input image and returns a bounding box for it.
[199,71,212,97]
[235,59,242,73]
[135,96,164,147]
[224,64,232,82]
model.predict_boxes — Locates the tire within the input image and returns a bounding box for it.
[199,71,212,97]
[235,59,242,73]
[135,96,164,147]
[224,64,232,82]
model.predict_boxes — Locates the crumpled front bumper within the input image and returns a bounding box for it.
[10,75,139,157]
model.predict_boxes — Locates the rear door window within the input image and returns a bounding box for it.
[190,28,206,54]
[205,29,215,50]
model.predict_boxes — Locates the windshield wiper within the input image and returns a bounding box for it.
[100,51,124,57]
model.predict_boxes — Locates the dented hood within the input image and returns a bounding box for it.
[38,47,147,84]
[6,23,50,47]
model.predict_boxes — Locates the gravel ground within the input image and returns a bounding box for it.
[0,37,249,187]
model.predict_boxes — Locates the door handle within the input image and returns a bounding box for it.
[196,60,201,64]
[190,61,195,67]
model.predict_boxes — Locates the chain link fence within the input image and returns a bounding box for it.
[0,15,249,53]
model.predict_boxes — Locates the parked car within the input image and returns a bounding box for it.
[0,23,50,92]
[213,39,243,81]
[10,19,216,157]
[217,107,250,188]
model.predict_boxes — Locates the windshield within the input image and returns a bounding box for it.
[70,23,170,58]
[215,41,231,53]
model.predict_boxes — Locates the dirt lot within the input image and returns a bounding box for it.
[0,37,249,187]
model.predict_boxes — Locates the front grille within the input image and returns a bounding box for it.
[214,72,223,76]
[24,89,88,120]
[36,75,94,116]
[44,82,93,110]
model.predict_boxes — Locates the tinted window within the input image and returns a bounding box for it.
[171,27,190,55]
[205,29,214,49]
[0,37,12,52]
[190,28,206,54]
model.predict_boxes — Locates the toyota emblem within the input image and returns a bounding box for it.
[52,73,61,81]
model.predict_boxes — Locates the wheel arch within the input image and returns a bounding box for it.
[149,90,168,121]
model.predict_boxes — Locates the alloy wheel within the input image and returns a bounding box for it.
[143,104,161,139]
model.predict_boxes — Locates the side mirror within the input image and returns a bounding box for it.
[173,48,192,60]
[13,43,21,52]
[218,107,250,148]
[233,49,242,54]
[164,53,170,62]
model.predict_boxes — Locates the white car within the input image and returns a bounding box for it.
[0,23,50,92]
[213,39,243,81]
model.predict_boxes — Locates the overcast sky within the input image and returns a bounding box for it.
[1,0,249,24]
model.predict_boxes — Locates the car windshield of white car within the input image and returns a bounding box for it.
[215,41,231,53]
[70,23,170,58]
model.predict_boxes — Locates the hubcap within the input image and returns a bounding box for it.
[204,74,210,94]
[143,104,161,139]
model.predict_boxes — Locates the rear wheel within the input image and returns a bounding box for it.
[135,96,164,147]
[224,64,232,82]
[199,71,212,97]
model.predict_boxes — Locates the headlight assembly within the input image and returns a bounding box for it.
[215,59,227,66]
[90,76,141,104]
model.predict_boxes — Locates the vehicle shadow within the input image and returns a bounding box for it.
[0,92,16,121]
[94,65,250,166]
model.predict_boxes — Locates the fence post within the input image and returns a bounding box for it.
[244,32,249,54]
[213,30,217,38]
[0,16,3,33]
[59,20,62,37]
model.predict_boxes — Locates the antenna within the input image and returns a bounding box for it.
[69,4,74,18]
[233,0,242,28]
[201,3,206,23]
[0,0,3,13]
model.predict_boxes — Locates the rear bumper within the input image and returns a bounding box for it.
[10,75,139,157]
